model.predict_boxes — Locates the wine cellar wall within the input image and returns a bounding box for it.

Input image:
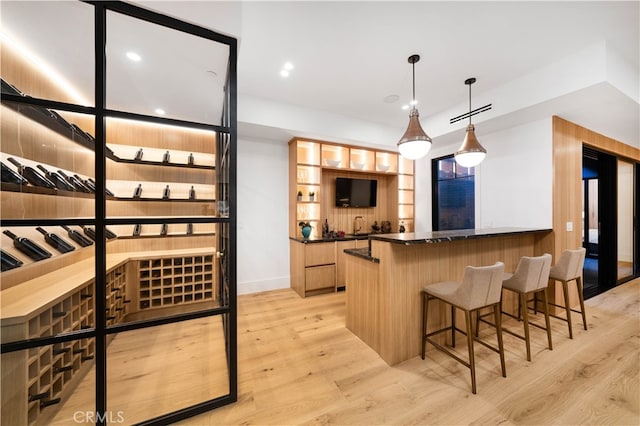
[1,2,237,425]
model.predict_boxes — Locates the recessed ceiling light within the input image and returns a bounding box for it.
[280,69,290,78]
[155,108,166,115]
[283,62,294,71]
[126,51,142,62]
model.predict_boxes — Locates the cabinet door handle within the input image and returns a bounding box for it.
[216,251,224,258]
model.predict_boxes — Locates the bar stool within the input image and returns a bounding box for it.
[547,248,587,339]
[500,254,553,361]
[421,262,505,394]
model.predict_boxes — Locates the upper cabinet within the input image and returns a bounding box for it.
[289,138,414,239]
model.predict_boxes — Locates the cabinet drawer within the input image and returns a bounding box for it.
[305,265,336,291]
[304,242,335,267]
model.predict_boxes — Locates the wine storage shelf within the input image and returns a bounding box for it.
[1,250,215,425]
[138,254,215,310]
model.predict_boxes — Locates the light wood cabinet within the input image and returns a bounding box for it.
[336,240,357,288]
[290,240,336,297]
[289,138,414,239]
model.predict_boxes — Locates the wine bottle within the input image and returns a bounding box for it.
[1,249,23,272]
[189,185,196,200]
[61,225,93,247]
[57,170,91,193]
[133,184,142,198]
[105,227,117,239]
[36,165,75,191]
[87,178,115,196]
[134,148,143,161]
[75,174,96,193]
[36,227,75,253]
[28,391,49,402]
[40,398,61,408]
[133,224,142,236]
[53,365,73,374]
[162,150,170,163]
[186,223,193,235]
[83,226,96,241]
[1,161,28,185]
[2,230,52,261]
[160,224,168,236]
[162,185,170,200]
[188,153,195,165]
[7,157,56,189]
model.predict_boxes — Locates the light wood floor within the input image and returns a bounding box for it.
[178,278,640,426]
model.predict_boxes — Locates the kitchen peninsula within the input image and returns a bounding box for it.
[344,227,553,365]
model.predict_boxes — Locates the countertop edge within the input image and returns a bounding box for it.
[368,228,552,245]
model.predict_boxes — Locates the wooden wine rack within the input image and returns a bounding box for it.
[138,254,215,310]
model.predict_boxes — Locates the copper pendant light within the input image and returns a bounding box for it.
[454,77,486,167]
[397,54,432,160]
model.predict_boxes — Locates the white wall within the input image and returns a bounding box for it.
[415,117,553,232]
[237,136,290,295]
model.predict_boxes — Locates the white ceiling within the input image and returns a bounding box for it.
[2,1,639,148]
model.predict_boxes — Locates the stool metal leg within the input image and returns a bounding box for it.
[493,303,506,377]
[421,292,428,359]
[464,310,476,394]
[576,276,588,330]
[561,280,574,339]
[541,288,553,350]
[520,292,531,361]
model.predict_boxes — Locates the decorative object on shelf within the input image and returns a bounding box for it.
[381,220,392,233]
[36,226,75,253]
[325,159,341,167]
[322,218,329,237]
[397,54,432,160]
[58,169,91,193]
[186,223,194,235]
[134,148,144,161]
[36,165,75,191]
[399,221,406,233]
[189,185,196,200]
[2,229,53,261]
[133,224,142,236]
[188,152,195,165]
[133,183,143,198]
[299,221,312,239]
[297,190,303,202]
[309,191,315,201]
[7,157,57,189]
[453,77,488,167]
[162,184,171,200]
[371,221,380,233]
[160,223,168,236]
[1,161,29,185]
[1,248,23,272]
[61,225,93,247]
[162,150,170,163]
[351,161,365,169]
[376,163,390,172]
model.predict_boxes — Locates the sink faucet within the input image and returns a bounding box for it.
[353,216,364,234]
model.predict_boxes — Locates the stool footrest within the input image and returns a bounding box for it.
[424,337,471,369]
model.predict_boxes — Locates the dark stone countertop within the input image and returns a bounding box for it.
[289,234,373,244]
[368,227,552,245]
[343,247,379,263]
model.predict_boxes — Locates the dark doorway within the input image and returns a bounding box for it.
[582,146,617,299]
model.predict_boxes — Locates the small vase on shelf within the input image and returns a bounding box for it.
[309,192,315,202]
[299,221,312,239]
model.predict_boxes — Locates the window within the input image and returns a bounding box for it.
[432,155,475,231]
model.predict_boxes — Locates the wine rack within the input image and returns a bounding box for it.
[138,254,215,310]
[25,281,95,424]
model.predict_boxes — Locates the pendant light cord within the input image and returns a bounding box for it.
[412,62,416,105]
[468,83,472,125]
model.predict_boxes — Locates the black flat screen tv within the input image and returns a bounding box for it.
[335,177,377,207]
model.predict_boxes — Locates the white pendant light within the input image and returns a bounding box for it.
[398,54,432,160]
[454,78,486,167]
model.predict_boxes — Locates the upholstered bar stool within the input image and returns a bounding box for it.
[500,254,553,361]
[547,248,587,339]
[421,262,505,394]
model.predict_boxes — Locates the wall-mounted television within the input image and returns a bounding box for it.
[335,177,377,207]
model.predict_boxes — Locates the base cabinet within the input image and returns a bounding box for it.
[290,240,336,297]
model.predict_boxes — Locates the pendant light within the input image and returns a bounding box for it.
[398,54,432,160]
[454,77,486,167]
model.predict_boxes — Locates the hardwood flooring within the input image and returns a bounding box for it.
[179,278,639,425]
